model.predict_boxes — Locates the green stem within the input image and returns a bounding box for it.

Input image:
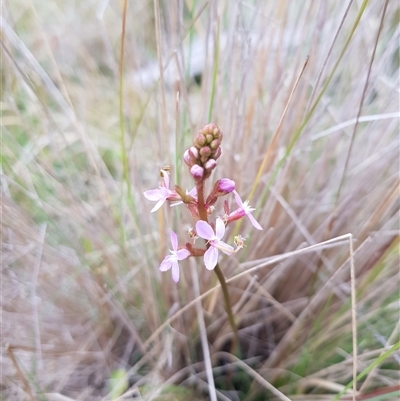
[214,263,239,354]
[196,181,239,353]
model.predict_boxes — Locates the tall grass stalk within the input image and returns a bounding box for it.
[119,0,130,202]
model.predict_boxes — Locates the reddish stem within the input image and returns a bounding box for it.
[196,182,208,222]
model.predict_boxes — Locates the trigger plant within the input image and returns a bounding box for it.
[144,123,262,353]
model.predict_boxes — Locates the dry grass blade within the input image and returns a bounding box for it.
[332,0,390,222]
[305,0,354,114]
[216,352,293,401]
[248,55,310,202]
[5,345,35,401]
[191,259,217,401]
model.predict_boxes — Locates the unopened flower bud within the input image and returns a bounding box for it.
[200,146,211,157]
[204,159,217,171]
[184,147,200,166]
[212,147,222,160]
[210,139,220,150]
[187,123,224,182]
[194,133,206,147]
[183,149,192,166]
[218,178,235,193]
[190,164,204,179]
[190,146,199,159]
[205,178,235,207]
[199,123,221,138]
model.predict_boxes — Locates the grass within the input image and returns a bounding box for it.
[1,0,399,400]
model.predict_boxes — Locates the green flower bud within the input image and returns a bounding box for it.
[194,133,206,147]
[210,139,220,150]
[206,134,213,143]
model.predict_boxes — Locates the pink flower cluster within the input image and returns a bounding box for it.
[143,124,262,283]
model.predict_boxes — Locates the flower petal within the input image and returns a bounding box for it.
[188,187,197,199]
[163,172,170,189]
[176,248,191,260]
[247,212,263,230]
[196,220,215,241]
[143,189,164,201]
[170,202,182,207]
[159,256,173,271]
[215,217,226,240]
[150,198,166,212]
[170,231,178,251]
[204,246,218,270]
[171,260,180,282]
[233,190,244,208]
[217,240,235,255]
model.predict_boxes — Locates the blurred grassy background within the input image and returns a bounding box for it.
[1,0,399,400]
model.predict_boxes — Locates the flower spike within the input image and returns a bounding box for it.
[186,123,224,182]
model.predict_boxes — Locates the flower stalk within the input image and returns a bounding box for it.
[143,123,263,355]
[196,182,208,222]
[214,263,239,354]
[196,178,238,350]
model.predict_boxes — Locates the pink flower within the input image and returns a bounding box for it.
[227,190,263,230]
[195,218,234,270]
[143,173,180,212]
[159,231,191,283]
